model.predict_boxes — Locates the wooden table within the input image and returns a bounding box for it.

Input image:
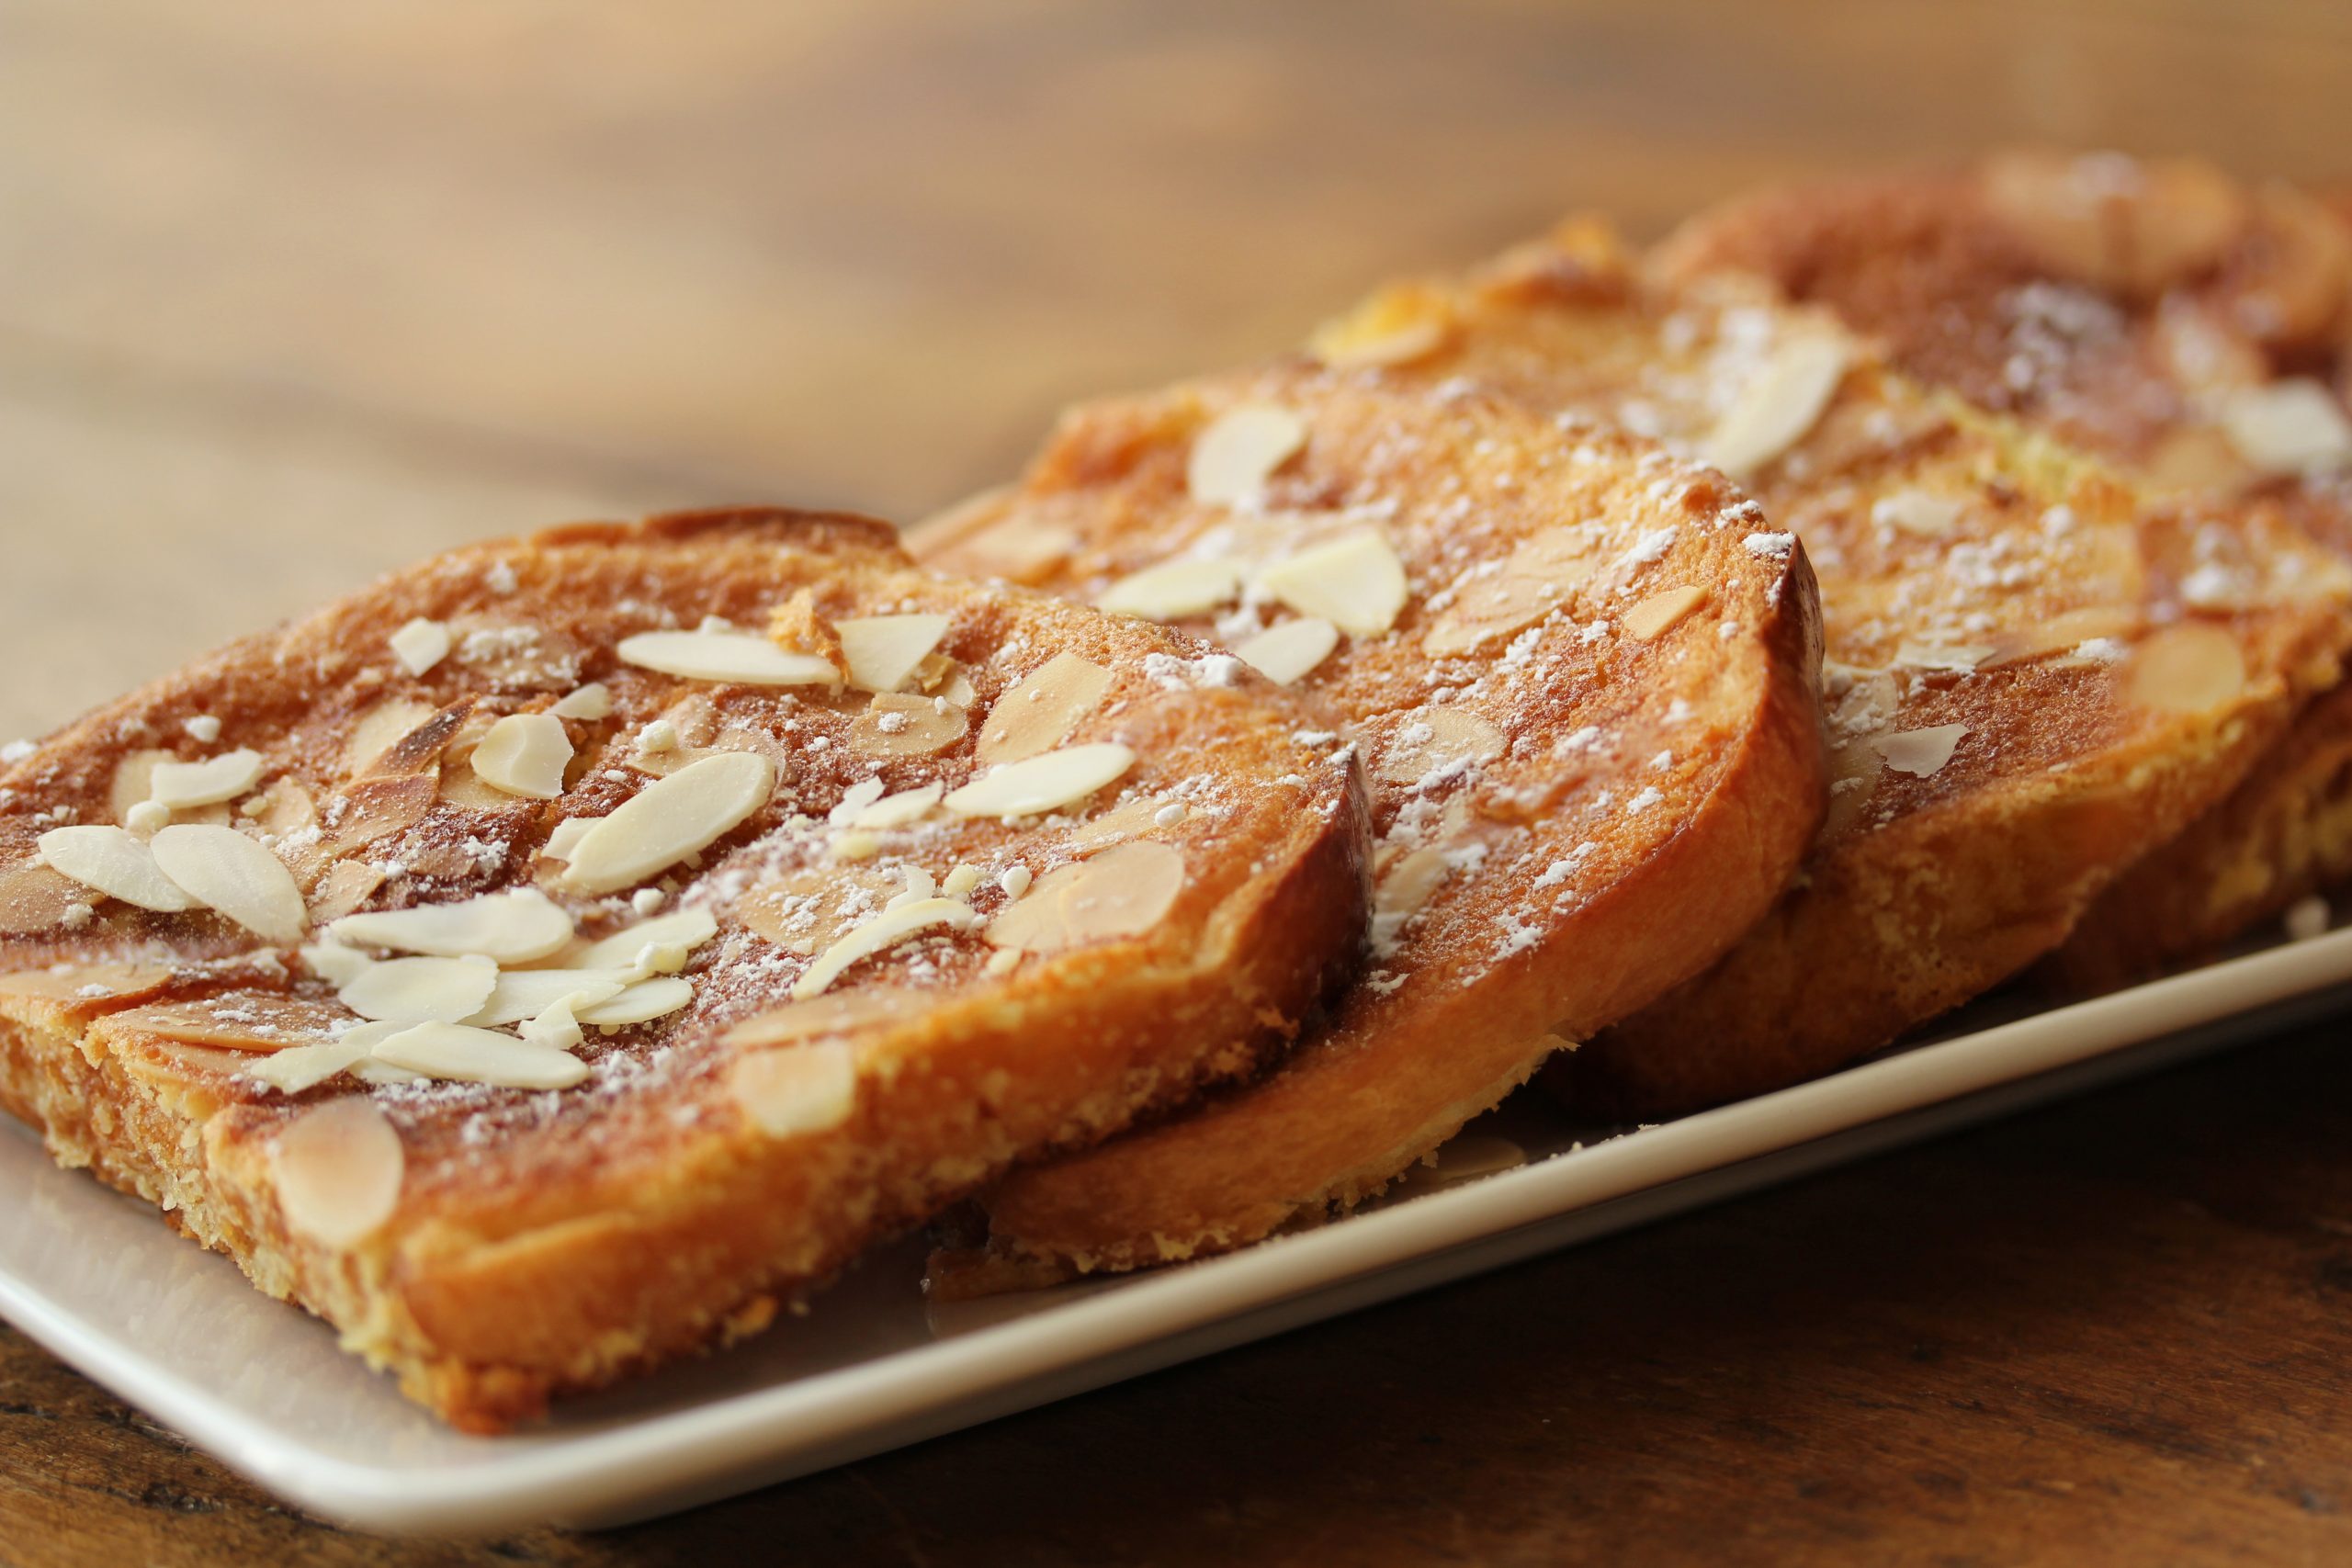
[4,1,2351,1560]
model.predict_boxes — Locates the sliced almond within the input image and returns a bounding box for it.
[984,863,1090,953]
[148,750,265,810]
[564,907,719,970]
[850,693,970,759]
[1872,489,1966,536]
[1823,740,1887,839]
[0,861,86,934]
[1703,335,1851,479]
[542,817,597,863]
[560,751,775,895]
[1253,529,1409,637]
[1188,403,1308,506]
[836,614,952,694]
[977,653,1114,764]
[469,713,573,800]
[723,987,923,1048]
[1378,706,1507,787]
[616,629,841,687]
[574,976,694,1026]
[338,954,499,1025]
[466,968,629,1027]
[1308,281,1458,369]
[1374,848,1451,942]
[1096,558,1245,621]
[299,941,374,987]
[149,824,307,944]
[0,961,175,1008]
[549,682,614,720]
[329,887,575,963]
[792,897,978,1000]
[855,782,945,829]
[109,750,178,826]
[1232,617,1340,685]
[738,867,896,955]
[1057,840,1185,942]
[272,1099,404,1248]
[307,861,386,925]
[1422,532,1601,657]
[36,826,194,912]
[1871,724,1969,777]
[517,996,586,1053]
[1893,643,1995,673]
[319,775,435,859]
[1067,795,1183,852]
[2123,622,2248,713]
[730,1042,857,1139]
[944,743,1136,819]
[243,1022,400,1095]
[370,1021,589,1090]
[2218,379,2352,475]
[108,994,353,1053]
[1984,605,2143,667]
[389,617,451,677]
[1623,586,1708,642]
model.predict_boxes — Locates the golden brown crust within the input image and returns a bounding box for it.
[1658,153,2352,989]
[1293,220,2352,1114]
[913,367,1827,1268]
[0,507,1372,1428]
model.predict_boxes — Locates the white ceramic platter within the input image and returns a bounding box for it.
[6,924,2351,1536]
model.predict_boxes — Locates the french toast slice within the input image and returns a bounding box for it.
[0,507,1372,1428]
[1657,152,2352,987]
[1295,220,2352,1112]
[915,369,1826,1270]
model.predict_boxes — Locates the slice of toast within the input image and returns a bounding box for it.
[1657,152,2352,987]
[914,368,1826,1269]
[1295,220,2352,1113]
[0,508,1371,1428]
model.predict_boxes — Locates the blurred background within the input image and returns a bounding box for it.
[5,0,2349,738]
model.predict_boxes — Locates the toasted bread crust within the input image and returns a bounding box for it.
[1659,155,2352,987]
[916,368,1827,1267]
[0,508,1371,1427]
[1295,220,2352,1113]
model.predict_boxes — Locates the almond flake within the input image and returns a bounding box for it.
[2219,380,2352,474]
[1188,403,1308,506]
[1379,706,1506,786]
[244,1022,401,1095]
[519,996,587,1053]
[574,976,694,1026]
[1873,490,1965,536]
[466,968,629,1026]
[560,751,775,895]
[616,629,841,687]
[836,614,951,694]
[107,994,351,1053]
[565,908,719,970]
[850,693,969,758]
[977,653,1114,764]
[855,782,945,829]
[723,987,922,1048]
[543,817,596,862]
[730,1042,857,1139]
[1894,643,1995,672]
[550,682,614,720]
[148,750,265,810]
[300,941,374,987]
[1308,282,1456,369]
[272,1099,404,1247]
[37,826,194,912]
[1702,335,1851,479]
[1057,840,1186,942]
[944,743,1136,819]
[942,864,982,897]
[389,618,451,677]
[1097,558,1245,621]
[1253,529,1408,637]
[1233,617,1340,685]
[370,1021,590,1089]
[338,954,499,1024]
[149,824,307,944]
[1422,532,1600,657]
[329,886,575,963]
[792,897,978,999]
[469,713,573,799]
[1871,724,1969,777]
[1623,586,1709,642]
[2124,622,2247,713]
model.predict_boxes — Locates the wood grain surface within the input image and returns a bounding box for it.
[5,0,2352,1561]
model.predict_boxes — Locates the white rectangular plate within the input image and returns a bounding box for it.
[6,926,2352,1536]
